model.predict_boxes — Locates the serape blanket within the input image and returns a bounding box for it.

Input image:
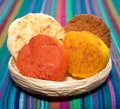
[0,0,120,109]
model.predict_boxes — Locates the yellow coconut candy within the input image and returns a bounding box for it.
[62,31,110,78]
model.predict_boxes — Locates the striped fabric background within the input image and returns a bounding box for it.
[0,0,120,109]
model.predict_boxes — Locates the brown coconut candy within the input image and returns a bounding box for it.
[64,14,111,48]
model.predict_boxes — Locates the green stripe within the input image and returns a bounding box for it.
[44,98,50,109]
[66,0,73,22]
[70,96,81,109]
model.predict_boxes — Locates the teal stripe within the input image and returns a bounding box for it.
[101,84,112,108]
[0,68,9,89]
[50,0,57,18]
[40,0,47,13]
[0,0,14,23]
[112,0,120,15]
[14,0,33,18]
[66,0,73,22]
[97,0,120,52]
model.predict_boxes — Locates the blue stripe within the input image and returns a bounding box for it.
[83,94,94,109]
[110,68,120,106]
[14,89,21,109]
[19,92,25,109]
[80,0,87,14]
[40,98,45,109]
[1,77,13,109]
[97,0,120,51]
[32,0,43,13]
[0,0,15,23]
[40,0,47,13]
[97,89,104,109]
[0,0,5,5]
[73,0,79,15]
[88,0,96,15]
[8,82,17,109]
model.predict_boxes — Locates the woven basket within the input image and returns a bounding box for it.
[8,57,112,96]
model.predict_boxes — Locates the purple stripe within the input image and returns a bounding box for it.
[0,0,9,14]
[108,77,116,109]
[0,0,17,34]
[92,0,101,17]
[30,0,36,12]
[29,96,33,109]
[61,0,66,26]
[103,0,120,38]
[85,0,91,14]
[77,0,81,14]
[110,46,120,76]
[45,0,52,14]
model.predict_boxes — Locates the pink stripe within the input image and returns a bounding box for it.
[0,0,9,14]
[56,0,62,23]
[93,93,97,109]
[85,0,91,14]
[60,100,70,109]
[108,77,116,109]
[61,0,66,26]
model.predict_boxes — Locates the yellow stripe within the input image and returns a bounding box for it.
[107,0,120,27]
[37,99,40,109]
[0,0,23,48]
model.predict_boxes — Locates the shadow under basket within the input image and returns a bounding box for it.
[8,57,112,96]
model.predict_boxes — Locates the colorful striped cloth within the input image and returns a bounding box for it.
[0,0,120,109]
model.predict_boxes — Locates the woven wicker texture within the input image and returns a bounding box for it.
[8,57,112,96]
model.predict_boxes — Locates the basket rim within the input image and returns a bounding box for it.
[8,56,112,96]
